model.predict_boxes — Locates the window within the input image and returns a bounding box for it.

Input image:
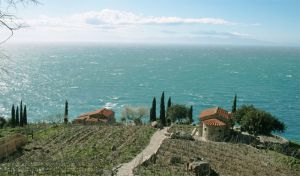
[204,128,207,131]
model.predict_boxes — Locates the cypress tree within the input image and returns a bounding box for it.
[188,106,193,124]
[150,97,156,122]
[232,94,237,113]
[11,104,16,128]
[24,105,27,125]
[64,100,68,124]
[167,97,172,109]
[16,106,19,128]
[160,91,166,126]
[20,100,23,127]
[15,105,19,126]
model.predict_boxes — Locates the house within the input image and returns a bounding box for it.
[198,107,232,141]
[75,108,116,124]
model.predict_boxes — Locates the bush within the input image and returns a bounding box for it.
[0,116,7,128]
[237,105,285,135]
[167,104,188,123]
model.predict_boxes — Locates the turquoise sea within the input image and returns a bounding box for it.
[0,44,299,141]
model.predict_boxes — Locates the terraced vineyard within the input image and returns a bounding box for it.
[0,124,156,175]
[135,129,300,176]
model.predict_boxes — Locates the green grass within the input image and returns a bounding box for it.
[0,124,156,175]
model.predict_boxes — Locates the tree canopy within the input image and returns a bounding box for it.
[167,104,188,123]
[235,105,286,135]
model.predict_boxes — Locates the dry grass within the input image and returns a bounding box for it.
[0,124,156,175]
[135,125,299,176]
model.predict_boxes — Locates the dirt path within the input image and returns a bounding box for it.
[116,127,169,176]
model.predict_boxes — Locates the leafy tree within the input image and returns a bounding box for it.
[232,94,237,113]
[233,105,256,124]
[0,116,6,128]
[237,105,286,135]
[150,97,156,122]
[167,104,188,123]
[121,106,148,125]
[11,104,15,127]
[64,100,69,124]
[188,105,193,124]
[160,92,166,126]
[24,105,27,125]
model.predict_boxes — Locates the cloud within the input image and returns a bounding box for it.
[191,30,249,38]
[23,9,235,30]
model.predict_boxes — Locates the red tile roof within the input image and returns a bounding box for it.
[199,107,230,120]
[203,118,226,126]
[79,108,114,118]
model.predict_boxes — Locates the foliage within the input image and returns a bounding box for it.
[188,106,193,124]
[121,106,148,125]
[64,100,69,124]
[167,104,188,123]
[160,92,166,126]
[237,105,286,135]
[11,104,16,128]
[150,97,156,122]
[233,105,256,124]
[0,116,7,129]
[232,94,237,113]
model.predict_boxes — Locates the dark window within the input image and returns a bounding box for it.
[204,128,207,131]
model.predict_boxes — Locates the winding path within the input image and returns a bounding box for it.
[116,127,169,176]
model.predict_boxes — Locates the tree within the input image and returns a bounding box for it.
[167,97,172,110]
[188,106,193,124]
[15,106,19,127]
[160,92,166,126]
[0,116,6,129]
[11,104,15,127]
[64,100,69,124]
[237,105,286,135]
[167,104,188,123]
[20,100,23,126]
[232,94,237,113]
[150,97,156,122]
[23,105,27,125]
[121,106,148,125]
[233,105,256,124]
[0,0,39,44]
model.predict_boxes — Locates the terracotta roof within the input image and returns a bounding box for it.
[203,118,226,126]
[79,108,114,118]
[199,107,230,119]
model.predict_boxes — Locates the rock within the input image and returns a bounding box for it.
[151,121,158,128]
[171,132,195,141]
[187,161,210,176]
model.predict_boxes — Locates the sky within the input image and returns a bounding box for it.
[1,0,300,45]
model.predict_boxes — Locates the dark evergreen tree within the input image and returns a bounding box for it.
[150,97,156,122]
[232,94,237,113]
[11,104,16,128]
[160,91,166,126]
[167,97,172,109]
[16,105,19,126]
[20,100,23,127]
[24,105,27,125]
[16,106,19,128]
[64,100,68,124]
[188,106,193,124]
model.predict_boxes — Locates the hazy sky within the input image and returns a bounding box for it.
[2,0,300,45]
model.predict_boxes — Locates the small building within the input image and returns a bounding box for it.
[75,108,116,124]
[199,107,232,141]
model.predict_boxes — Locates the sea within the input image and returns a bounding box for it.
[0,43,299,141]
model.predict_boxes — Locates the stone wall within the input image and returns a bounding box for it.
[0,133,27,159]
[202,124,227,141]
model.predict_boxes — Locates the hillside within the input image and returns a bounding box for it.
[0,124,156,175]
[134,125,300,176]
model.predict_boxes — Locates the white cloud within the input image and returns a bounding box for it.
[23,9,234,30]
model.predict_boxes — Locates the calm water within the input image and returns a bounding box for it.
[0,44,299,140]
